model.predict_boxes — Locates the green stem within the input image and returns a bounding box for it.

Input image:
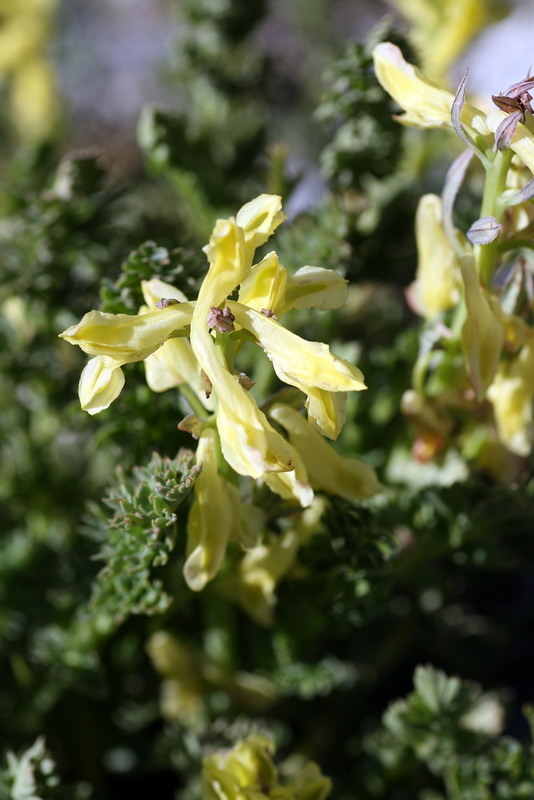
[477,148,513,286]
[179,383,211,419]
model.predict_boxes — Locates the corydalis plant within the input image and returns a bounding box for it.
[60,195,381,598]
[373,42,534,464]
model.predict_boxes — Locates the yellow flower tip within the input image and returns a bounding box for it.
[372,41,489,136]
[235,194,286,250]
[58,305,193,361]
[183,545,210,592]
[270,403,383,502]
[409,194,460,318]
[185,429,232,590]
[78,356,125,415]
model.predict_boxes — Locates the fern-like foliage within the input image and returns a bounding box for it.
[83,450,201,624]
[100,240,205,314]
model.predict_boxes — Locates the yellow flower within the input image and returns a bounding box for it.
[189,197,298,480]
[373,41,488,134]
[184,429,233,591]
[460,255,504,400]
[408,194,460,318]
[269,404,382,501]
[201,735,332,800]
[140,279,214,408]
[78,355,126,416]
[388,0,487,82]
[59,304,194,412]
[59,305,194,362]
[61,194,367,501]
[488,337,534,456]
[228,301,365,439]
[372,43,534,177]
[238,252,348,318]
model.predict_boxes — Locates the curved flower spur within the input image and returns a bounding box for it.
[60,194,381,591]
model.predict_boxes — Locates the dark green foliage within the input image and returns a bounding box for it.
[317,23,416,193]
[100,241,206,314]
[84,450,201,624]
[369,666,534,799]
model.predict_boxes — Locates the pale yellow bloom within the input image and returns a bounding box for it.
[233,530,300,626]
[185,429,232,591]
[237,251,289,314]
[78,355,126,415]
[238,254,348,318]
[235,193,287,266]
[488,337,534,456]
[228,301,365,439]
[59,305,194,362]
[408,194,460,318]
[460,255,504,400]
[373,42,488,135]
[270,404,382,501]
[388,0,487,81]
[189,199,306,480]
[202,735,332,800]
[140,279,214,408]
[373,42,534,176]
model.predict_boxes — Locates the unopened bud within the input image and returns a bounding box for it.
[467,216,502,245]
[200,370,212,399]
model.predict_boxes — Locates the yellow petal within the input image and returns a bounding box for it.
[192,217,297,479]
[460,255,504,400]
[215,385,298,478]
[141,278,188,308]
[237,251,289,314]
[305,388,347,440]
[59,305,194,361]
[184,429,232,591]
[78,356,125,414]
[235,193,286,257]
[270,404,383,501]
[144,337,215,409]
[280,266,348,314]
[488,338,534,456]
[201,217,247,305]
[372,42,489,136]
[229,302,366,393]
[262,447,314,507]
[409,194,460,318]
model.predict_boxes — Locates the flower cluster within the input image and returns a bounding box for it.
[60,195,381,596]
[201,734,332,800]
[374,43,534,465]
